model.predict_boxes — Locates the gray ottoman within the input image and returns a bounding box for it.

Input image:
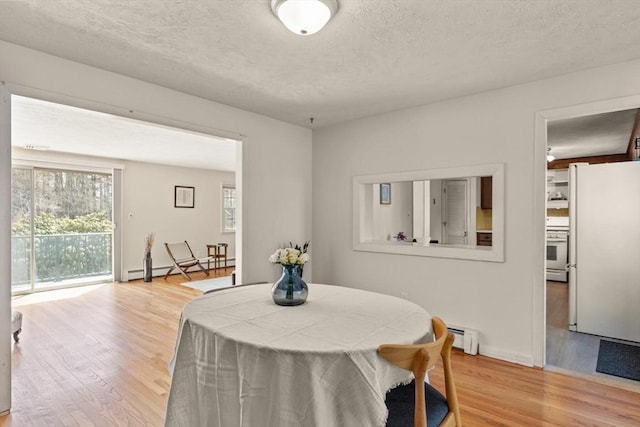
[11,311,22,342]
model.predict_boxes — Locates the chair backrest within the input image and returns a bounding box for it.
[378,317,461,427]
[165,241,196,263]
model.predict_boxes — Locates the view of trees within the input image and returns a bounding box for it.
[11,168,114,287]
[12,168,113,234]
[11,211,113,235]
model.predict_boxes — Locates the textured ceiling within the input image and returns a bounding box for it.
[1,0,640,129]
[548,109,637,160]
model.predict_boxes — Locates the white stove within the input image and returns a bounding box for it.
[546,217,569,282]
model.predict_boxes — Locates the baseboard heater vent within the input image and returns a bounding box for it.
[447,326,479,355]
[126,258,236,281]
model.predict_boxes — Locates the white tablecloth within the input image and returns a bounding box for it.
[165,283,432,427]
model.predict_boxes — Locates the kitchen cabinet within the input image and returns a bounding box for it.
[480,176,492,209]
[477,232,492,247]
[547,169,569,209]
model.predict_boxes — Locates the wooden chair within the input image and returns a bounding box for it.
[378,317,462,427]
[214,243,228,268]
[207,243,228,270]
[12,311,22,342]
[164,241,209,281]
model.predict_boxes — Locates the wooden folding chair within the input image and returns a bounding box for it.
[164,241,209,280]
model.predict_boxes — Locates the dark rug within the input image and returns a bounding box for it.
[595,340,640,381]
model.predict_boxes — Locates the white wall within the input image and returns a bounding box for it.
[0,41,312,412]
[412,181,426,241]
[312,58,640,366]
[122,160,235,278]
[429,180,443,242]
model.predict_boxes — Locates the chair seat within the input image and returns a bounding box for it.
[164,241,209,280]
[12,311,23,342]
[385,380,449,427]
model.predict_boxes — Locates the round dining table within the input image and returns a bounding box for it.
[165,283,432,427]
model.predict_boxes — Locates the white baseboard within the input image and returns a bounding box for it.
[480,345,534,367]
[126,258,236,281]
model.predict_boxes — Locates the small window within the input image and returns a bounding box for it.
[222,185,236,232]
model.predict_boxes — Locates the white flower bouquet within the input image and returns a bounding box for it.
[269,241,310,266]
[270,241,310,305]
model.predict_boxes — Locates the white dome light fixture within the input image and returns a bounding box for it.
[546,148,555,162]
[271,0,338,36]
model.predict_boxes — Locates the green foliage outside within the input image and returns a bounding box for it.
[11,211,113,236]
[12,233,113,285]
[11,211,113,285]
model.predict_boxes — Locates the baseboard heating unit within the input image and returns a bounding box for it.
[447,326,479,355]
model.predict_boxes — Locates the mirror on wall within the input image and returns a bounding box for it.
[353,163,504,262]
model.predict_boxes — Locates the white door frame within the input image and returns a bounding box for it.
[0,84,12,414]
[532,94,640,367]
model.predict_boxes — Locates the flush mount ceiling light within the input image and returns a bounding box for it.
[271,0,338,36]
[546,148,555,162]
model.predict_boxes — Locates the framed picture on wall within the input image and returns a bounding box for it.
[175,186,195,208]
[380,183,391,205]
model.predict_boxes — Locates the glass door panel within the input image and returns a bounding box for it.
[11,167,33,293]
[33,169,113,289]
[11,167,114,294]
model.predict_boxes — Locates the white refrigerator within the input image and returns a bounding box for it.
[568,161,640,342]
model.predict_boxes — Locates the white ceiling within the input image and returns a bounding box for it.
[547,109,637,160]
[11,95,238,171]
[1,0,639,129]
[2,1,640,166]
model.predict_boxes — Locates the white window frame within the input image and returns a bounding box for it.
[221,184,236,233]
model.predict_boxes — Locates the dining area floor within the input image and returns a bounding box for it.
[3,272,639,426]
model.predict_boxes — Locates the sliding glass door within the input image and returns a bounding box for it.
[11,166,114,294]
[11,168,33,293]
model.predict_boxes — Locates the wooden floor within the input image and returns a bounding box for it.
[3,271,639,427]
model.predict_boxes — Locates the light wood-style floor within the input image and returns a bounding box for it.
[3,272,640,426]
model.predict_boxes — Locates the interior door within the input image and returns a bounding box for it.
[443,179,468,245]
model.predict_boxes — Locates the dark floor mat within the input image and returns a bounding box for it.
[595,340,640,381]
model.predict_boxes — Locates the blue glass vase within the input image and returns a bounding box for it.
[272,264,308,306]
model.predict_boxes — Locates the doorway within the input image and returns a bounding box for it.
[541,102,640,381]
[2,89,243,415]
[10,94,240,283]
